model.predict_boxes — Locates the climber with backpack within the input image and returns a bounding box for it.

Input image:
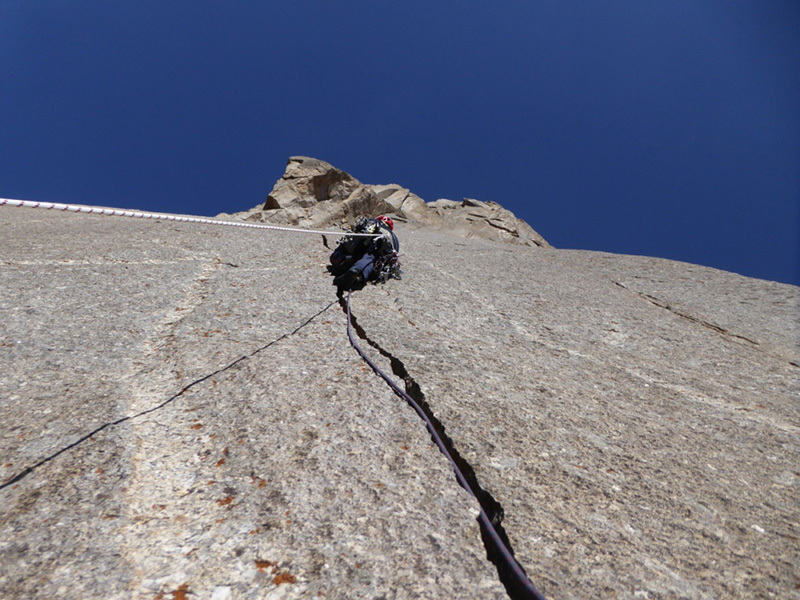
[328,215,401,290]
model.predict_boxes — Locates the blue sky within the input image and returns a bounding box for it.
[2,1,798,285]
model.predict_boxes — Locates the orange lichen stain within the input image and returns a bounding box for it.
[102,514,119,520]
[207,480,216,485]
[215,458,226,467]
[255,559,276,572]
[285,520,292,524]
[94,467,104,474]
[222,447,229,455]
[216,496,234,507]
[171,584,191,600]
[189,424,203,430]
[152,504,167,511]
[215,517,226,523]
[284,510,290,516]
[251,476,267,488]
[3,463,12,468]
[249,527,262,535]
[355,562,362,569]
[376,483,385,488]
[272,572,297,585]
[400,446,409,451]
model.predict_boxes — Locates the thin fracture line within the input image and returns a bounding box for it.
[0,300,336,490]
[0,198,379,237]
[344,291,546,600]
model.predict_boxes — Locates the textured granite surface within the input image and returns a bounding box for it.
[1,208,797,599]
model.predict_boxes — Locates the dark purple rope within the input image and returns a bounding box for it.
[345,291,546,600]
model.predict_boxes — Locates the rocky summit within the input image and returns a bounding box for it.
[1,158,798,600]
[229,156,550,248]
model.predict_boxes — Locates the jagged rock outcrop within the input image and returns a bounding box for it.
[1,171,797,599]
[247,156,396,230]
[234,156,550,248]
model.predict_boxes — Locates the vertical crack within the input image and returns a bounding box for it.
[339,293,544,599]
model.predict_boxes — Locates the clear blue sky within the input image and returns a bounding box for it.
[2,1,798,285]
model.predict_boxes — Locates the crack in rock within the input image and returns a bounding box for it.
[612,281,760,345]
[339,294,541,600]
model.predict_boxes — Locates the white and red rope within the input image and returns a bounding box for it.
[0,198,379,237]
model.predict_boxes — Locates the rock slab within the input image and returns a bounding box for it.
[1,169,798,599]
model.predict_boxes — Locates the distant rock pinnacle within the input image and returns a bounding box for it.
[234,156,551,247]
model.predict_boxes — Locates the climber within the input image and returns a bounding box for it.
[328,215,401,290]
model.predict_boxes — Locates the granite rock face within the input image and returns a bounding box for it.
[235,156,550,248]
[250,156,396,230]
[1,180,798,600]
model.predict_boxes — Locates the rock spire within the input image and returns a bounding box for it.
[235,155,551,248]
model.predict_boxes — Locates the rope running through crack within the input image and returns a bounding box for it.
[344,290,546,600]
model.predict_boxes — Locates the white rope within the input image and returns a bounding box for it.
[0,198,379,237]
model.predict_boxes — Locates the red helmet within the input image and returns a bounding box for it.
[376,215,394,230]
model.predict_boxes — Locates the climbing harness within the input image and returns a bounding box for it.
[329,216,402,284]
[344,291,546,600]
[371,251,403,283]
[0,198,380,237]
